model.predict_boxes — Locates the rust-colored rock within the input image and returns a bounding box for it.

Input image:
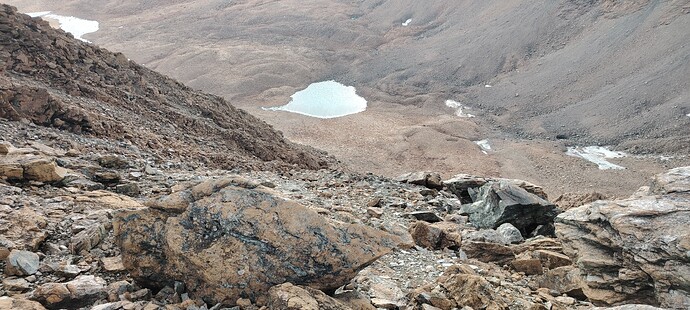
[267,283,353,310]
[409,221,461,250]
[556,167,690,308]
[115,177,401,305]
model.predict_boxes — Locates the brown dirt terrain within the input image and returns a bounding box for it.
[6,0,690,197]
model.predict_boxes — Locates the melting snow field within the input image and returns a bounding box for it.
[475,140,491,154]
[263,81,367,119]
[28,11,99,42]
[445,100,475,118]
[566,146,627,170]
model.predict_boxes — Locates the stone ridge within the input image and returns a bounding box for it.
[0,4,331,172]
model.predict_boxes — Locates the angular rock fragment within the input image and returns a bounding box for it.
[409,221,461,250]
[5,249,39,276]
[459,181,559,236]
[32,275,107,309]
[267,283,353,310]
[0,296,47,310]
[115,177,401,305]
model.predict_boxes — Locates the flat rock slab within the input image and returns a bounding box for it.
[114,177,401,306]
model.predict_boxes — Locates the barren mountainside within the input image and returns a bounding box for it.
[0,2,689,310]
[6,0,689,197]
[0,4,331,171]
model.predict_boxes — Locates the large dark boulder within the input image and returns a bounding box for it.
[458,181,559,236]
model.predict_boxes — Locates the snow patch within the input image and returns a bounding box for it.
[566,146,627,170]
[475,140,491,154]
[445,100,475,118]
[402,19,412,26]
[263,81,367,119]
[28,11,99,42]
[484,85,492,88]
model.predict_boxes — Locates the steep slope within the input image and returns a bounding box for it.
[0,4,331,171]
[7,0,690,197]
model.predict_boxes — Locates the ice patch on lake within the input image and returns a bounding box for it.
[263,81,367,119]
[402,19,412,26]
[566,146,627,170]
[28,11,99,42]
[445,100,475,118]
[475,140,491,154]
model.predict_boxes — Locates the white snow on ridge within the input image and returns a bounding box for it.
[263,81,367,119]
[475,139,491,154]
[28,11,99,42]
[566,146,627,170]
[27,11,51,17]
[402,19,412,26]
[445,100,475,118]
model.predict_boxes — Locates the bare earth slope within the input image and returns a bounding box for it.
[7,0,690,196]
[0,4,331,171]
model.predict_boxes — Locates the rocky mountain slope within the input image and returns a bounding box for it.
[0,4,331,172]
[1,3,689,310]
[6,0,689,198]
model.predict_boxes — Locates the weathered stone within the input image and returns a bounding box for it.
[0,296,47,310]
[115,183,141,197]
[22,157,67,182]
[534,250,572,269]
[367,207,384,218]
[533,266,586,299]
[267,283,352,310]
[69,224,107,254]
[553,192,607,211]
[32,275,107,309]
[5,249,39,276]
[2,277,31,292]
[405,211,443,223]
[115,177,400,305]
[97,155,130,169]
[461,240,515,265]
[396,171,443,189]
[63,178,104,191]
[445,174,548,204]
[101,256,126,272]
[333,290,375,310]
[0,162,23,179]
[512,254,544,275]
[409,221,461,250]
[556,167,690,308]
[106,280,133,302]
[0,207,48,251]
[0,142,11,155]
[441,274,507,309]
[459,181,560,236]
[463,229,509,245]
[497,223,524,244]
[591,306,665,310]
[94,170,120,185]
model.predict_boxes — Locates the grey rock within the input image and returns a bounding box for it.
[496,223,524,244]
[115,183,140,197]
[5,250,39,276]
[460,181,559,236]
[404,211,443,223]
